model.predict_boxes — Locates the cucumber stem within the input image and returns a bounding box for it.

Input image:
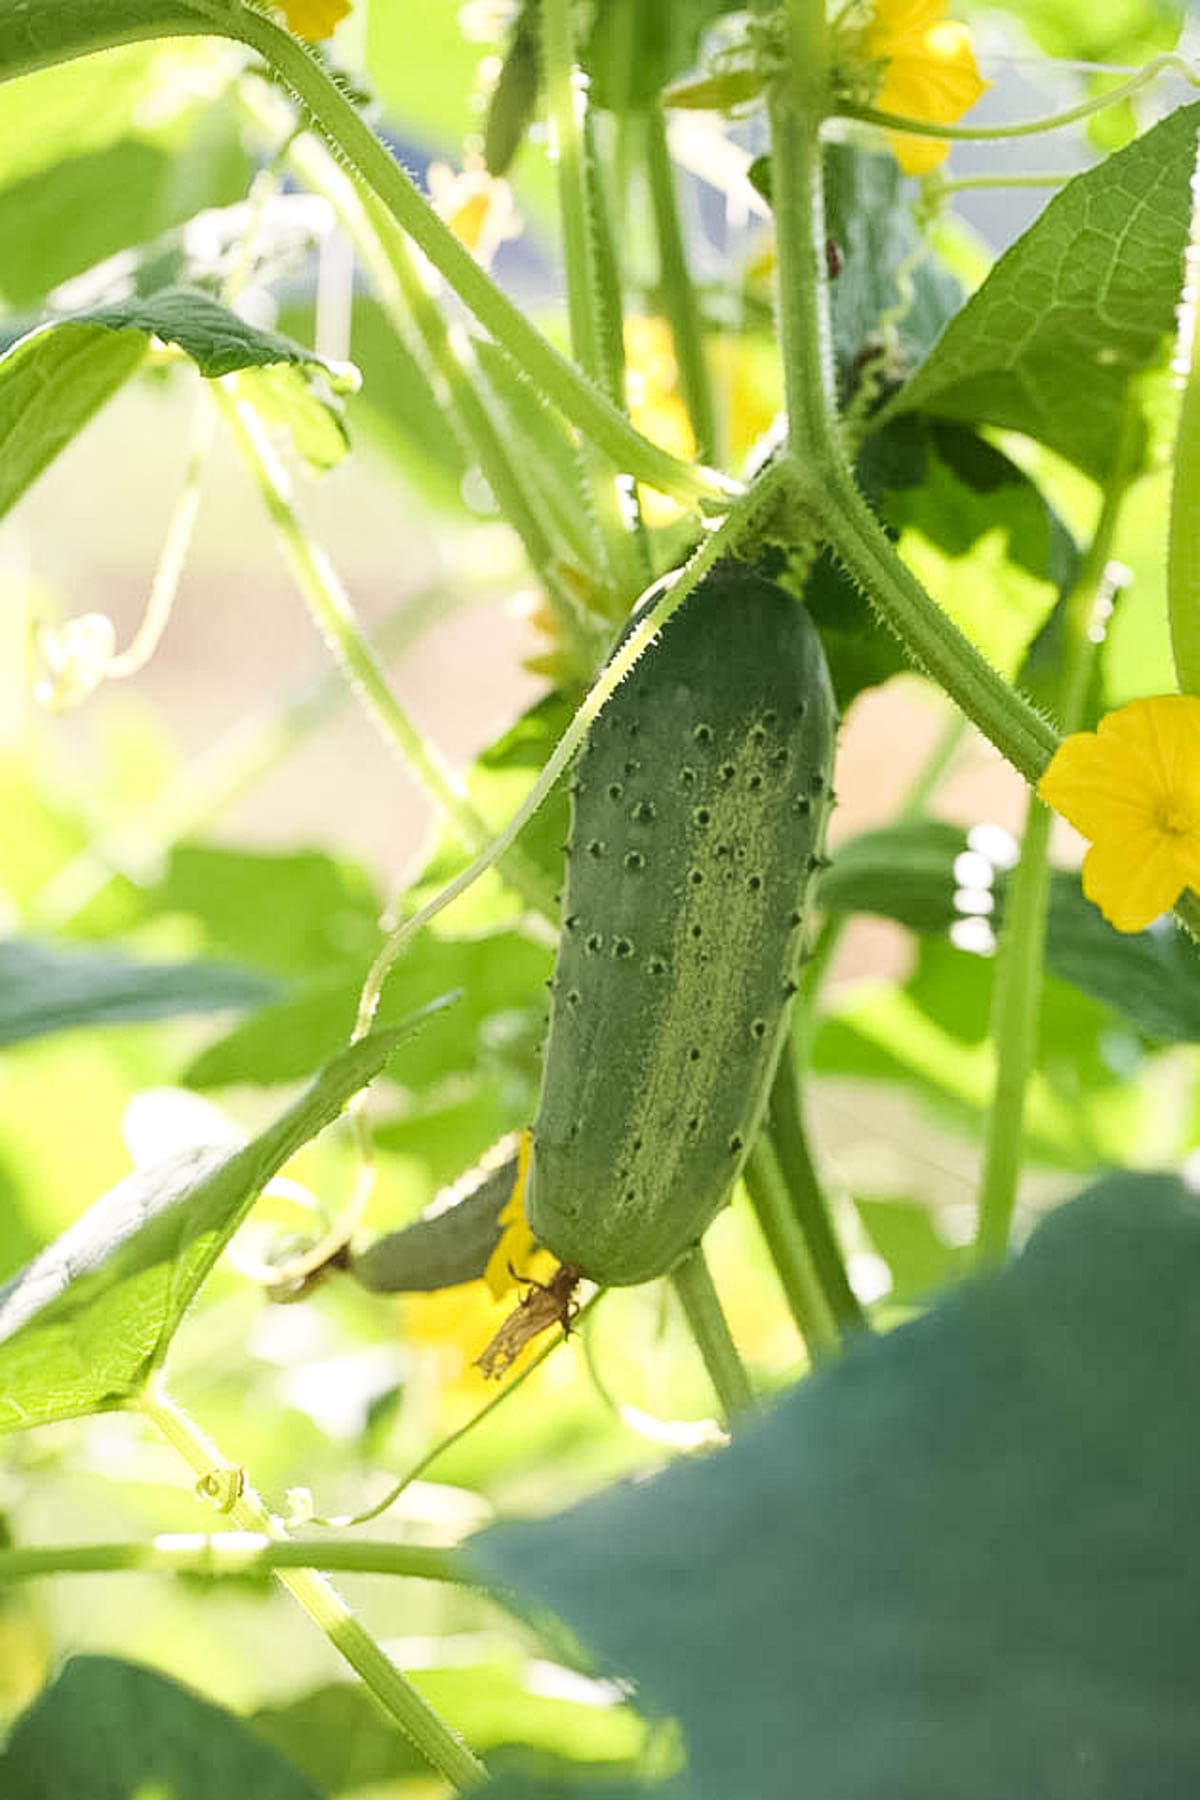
[671,1246,758,1427]
[765,1037,867,1336]
[743,1138,840,1363]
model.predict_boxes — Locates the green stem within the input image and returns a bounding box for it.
[1169,185,1200,696]
[743,1138,840,1361]
[766,10,837,463]
[971,793,1053,1267]
[359,188,600,671]
[353,461,793,1036]
[212,379,557,922]
[0,1537,470,1585]
[304,1295,601,1530]
[899,712,969,820]
[766,1037,866,1335]
[837,53,1200,146]
[930,172,1073,196]
[543,0,602,382]
[974,434,1136,1265]
[203,2,733,508]
[541,0,642,599]
[139,1383,487,1791]
[268,119,602,657]
[670,1245,756,1426]
[643,107,718,462]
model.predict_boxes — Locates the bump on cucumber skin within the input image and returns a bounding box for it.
[349,1140,518,1293]
[528,561,836,1288]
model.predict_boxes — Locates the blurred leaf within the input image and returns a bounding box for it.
[0,938,278,1046]
[150,843,384,980]
[0,1656,321,1799]
[888,104,1200,479]
[237,363,350,474]
[0,1021,421,1431]
[997,0,1183,61]
[854,1196,958,1306]
[349,1137,518,1292]
[251,1662,647,1794]
[582,0,742,110]
[0,46,167,189]
[476,1172,1200,1800]
[0,320,145,522]
[747,143,963,388]
[484,0,540,177]
[801,418,1077,706]
[184,928,550,1090]
[820,819,1200,1043]
[0,120,249,313]
[344,293,471,512]
[0,4,220,84]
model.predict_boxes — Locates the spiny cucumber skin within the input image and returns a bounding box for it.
[528,563,836,1287]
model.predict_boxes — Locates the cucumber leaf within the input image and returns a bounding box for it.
[475,1172,1200,1800]
[0,1657,321,1800]
[0,938,277,1046]
[0,1018,429,1432]
[887,103,1200,480]
[819,819,1200,1043]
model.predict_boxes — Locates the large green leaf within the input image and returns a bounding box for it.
[0,291,351,522]
[888,103,1200,479]
[184,928,550,1090]
[819,819,1200,1043]
[52,286,355,382]
[0,1657,321,1800]
[0,1019,425,1431]
[0,320,145,521]
[0,2,214,82]
[0,938,277,1046]
[0,116,250,312]
[476,1172,1200,1800]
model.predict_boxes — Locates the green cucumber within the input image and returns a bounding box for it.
[528,559,836,1287]
[348,1138,518,1293]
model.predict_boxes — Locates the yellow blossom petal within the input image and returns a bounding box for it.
[278,0,350,41]
[854,0,990,175]
[1039,694,1200,932]
[484,1130,537,1299]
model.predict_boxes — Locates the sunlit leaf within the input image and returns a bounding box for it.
[888,103,1200,479]
[0,1019,426,1430]
[0,938,277,1046]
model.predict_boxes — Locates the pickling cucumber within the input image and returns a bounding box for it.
[527,559,836,1287]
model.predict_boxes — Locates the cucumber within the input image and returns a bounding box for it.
[527,559,836,1287]
[348,1137,518,1293]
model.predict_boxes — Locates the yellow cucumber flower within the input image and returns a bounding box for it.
[1038,695,1200,933]
[483,1130,541,1299]
[848,0,989,175]
[277,0,351,39]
